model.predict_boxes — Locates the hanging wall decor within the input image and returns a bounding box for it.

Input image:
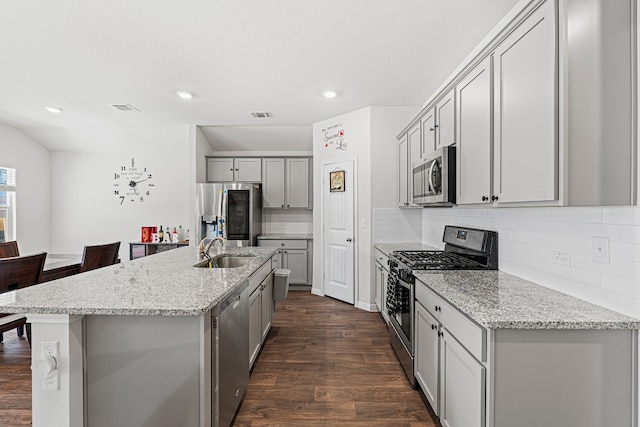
[329,170,345,192]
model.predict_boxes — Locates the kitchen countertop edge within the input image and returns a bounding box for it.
[0,246,278,317]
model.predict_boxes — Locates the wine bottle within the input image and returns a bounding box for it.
[158,226,164,242]
[172,227,178,243]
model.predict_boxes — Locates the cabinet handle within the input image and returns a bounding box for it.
[431,324,436,331]
[482,196,488,201]
[287,205,290,208]
[435,305,441,312]
[438,331,444,337]
[346,238,353,242]
[281,243,285,246]
[491,195,499,201]
[281,205,285,208]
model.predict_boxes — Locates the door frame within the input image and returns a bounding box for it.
[318,156,359,306]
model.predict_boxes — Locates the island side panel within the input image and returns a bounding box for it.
[28,314,85,427]
[491,329,637,427]
[85,314,207,427]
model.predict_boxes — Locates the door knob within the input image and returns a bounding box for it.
[346,238,353,242]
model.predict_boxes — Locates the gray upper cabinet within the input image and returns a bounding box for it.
[397,0,636,207]
[206,157,262,182]
[436,89,455,149]
[420,108,435,155]
[262,157,311,209]
[492,0,556,204]
[262,158,286,207]
[456,58,492,205]
[398,135,409,207]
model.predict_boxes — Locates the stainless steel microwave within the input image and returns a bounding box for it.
[412,145,456,206]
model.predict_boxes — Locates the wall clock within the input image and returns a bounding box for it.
[113,157,154,204]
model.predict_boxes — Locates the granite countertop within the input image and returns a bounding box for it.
[0,246,277,317]
[258,234,313,240]
[414,270,640,330]
[374,242,439,254]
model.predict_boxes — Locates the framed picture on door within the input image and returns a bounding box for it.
[330,170,345,192]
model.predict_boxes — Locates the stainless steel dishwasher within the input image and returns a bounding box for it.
[212,284,249,427]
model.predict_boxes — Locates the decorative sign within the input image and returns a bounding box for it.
[329,170,345,192]
[322,123,346,151]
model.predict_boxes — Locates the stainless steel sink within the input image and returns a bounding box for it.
[193,255,256,269]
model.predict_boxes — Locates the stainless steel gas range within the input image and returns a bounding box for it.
[386,225,498,386]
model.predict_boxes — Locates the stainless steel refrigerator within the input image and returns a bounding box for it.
[195,183,262,247]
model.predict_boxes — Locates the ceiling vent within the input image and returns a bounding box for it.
[110,104,140,112]
[250,111,272,118]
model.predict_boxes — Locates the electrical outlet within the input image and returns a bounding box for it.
[41,341,60,390]
[593,237,610,265]
[552,251,571,266]
[42,341,59,359]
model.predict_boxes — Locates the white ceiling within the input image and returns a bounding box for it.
[0,0,519,152]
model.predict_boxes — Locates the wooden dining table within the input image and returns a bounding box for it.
[40,254,82,283]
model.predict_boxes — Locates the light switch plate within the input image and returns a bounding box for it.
[592,237,610,265]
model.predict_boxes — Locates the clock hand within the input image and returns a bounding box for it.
[134,177,150,184]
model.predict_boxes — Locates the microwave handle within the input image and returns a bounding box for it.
[427,161,436,193]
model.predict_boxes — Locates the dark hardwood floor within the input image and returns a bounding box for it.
[233,290,438,426]
[0,290,438,427]
[0,331,31,427]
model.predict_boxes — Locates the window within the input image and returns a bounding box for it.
[0,167,16,243]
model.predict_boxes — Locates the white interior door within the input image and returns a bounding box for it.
[322,159,354,304]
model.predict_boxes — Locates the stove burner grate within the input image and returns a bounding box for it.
[393,250,486,270]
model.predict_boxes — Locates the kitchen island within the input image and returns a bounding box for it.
[0,245,278,427]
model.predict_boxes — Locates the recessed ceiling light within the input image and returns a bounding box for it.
[45,106,63,113]
[176,91,194,100]
[322,90,338,99]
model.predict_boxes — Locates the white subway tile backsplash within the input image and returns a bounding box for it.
[422,206,640,319]
[602,207,640,225]
[571,207,603,224]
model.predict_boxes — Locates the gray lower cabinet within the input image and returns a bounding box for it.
[439,329,485,427]
[374,248,389,322]
[249,271,274,368]
[414,301,439,415]
[415,277,636,427]
[258,239,311,285]
[248,259,275,369]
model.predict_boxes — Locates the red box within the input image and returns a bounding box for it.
[141,226,157,243]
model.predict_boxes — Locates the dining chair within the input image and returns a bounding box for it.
[0,240,19,258]
[0,252,47,344]
[79,241,121,273]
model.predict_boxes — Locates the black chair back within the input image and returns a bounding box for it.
[0,252,46,293]
[80,242,120,273]
[0,241,19,259]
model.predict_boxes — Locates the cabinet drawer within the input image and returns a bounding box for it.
[374,248,389,270]
[415,280,486,362]
[258,239,308,249]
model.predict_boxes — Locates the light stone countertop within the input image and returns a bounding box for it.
[414,270,640,330]
[257,234,313,240]
[0,246,277,317]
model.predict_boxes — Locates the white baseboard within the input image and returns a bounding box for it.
[311,287,324,297]
[355,301,378,312]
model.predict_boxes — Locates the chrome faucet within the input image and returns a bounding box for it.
[199,236,227,260]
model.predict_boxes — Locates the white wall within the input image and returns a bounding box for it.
[313,106,418,310]
[50,126,191,261]
[0,123,51,255]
